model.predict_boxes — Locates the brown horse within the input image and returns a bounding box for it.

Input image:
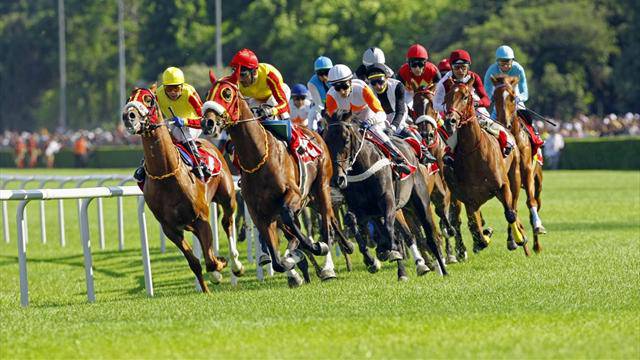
[202,77,349,287]
[121,87,243,293]
[412,86,460,263]
[442,78,530,255]
[490,74,546,253]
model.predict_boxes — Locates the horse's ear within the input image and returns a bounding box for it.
[427,82,436,92]
[209,69,217,85]
[467,76,475,88]
[509,76,520,87]
[490,75,498,85]
[149,82,157,94]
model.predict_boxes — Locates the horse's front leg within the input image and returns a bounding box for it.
[219,201,244,277]
[162,224,209,293]
[496,179,528,252]
[257,221,294,274]
[192,218,227,285]
[449,199,467,261]
[395,210,430,276]
[280,203,329,256]
[345,211,380,273]
[464,204,491,253]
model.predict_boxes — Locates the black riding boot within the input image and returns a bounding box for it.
[133,159,145,182]
[420,145,438,164]
[384,140,412,175]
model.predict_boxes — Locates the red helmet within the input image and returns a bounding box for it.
[230,48,259,69]
[437,58,451,72]
[449,49,472,65]
[406,44,428,60]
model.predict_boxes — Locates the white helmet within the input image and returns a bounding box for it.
[362,47,386,66]
[328,64,353,84]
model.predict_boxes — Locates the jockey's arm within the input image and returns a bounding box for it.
[185,92,204,128]
[391,82,407,129]
[265,71,290,116]
[325,94,338,117]
[473,73,491,108]
[307,81,324,110]
[515,63,529,102]
[433,80,446,113]
[483,64,497,102]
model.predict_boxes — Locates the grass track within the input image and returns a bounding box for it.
[1,169,638,358]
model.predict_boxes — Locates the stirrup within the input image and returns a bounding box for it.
[198,163,212,178]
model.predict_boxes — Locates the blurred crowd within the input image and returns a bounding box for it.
[0,124,140,168]
[1,113,638,169]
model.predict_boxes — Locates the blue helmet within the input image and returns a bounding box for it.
[496,45,515,60]
[314,56,333,71]
[291,83,308,97]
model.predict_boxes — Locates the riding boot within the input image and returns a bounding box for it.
[133,159,145,182]
[384,140,412,175]
[182,140,207,180]
[420,145,438,164]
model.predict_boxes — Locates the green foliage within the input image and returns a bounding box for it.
[0,0,636,131]
[559,136,640,169]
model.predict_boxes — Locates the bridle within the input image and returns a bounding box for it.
[491,82,517,130]
[327,121,368,173]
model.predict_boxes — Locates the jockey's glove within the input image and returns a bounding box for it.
[172,116,185,128]
[255,107,273,119]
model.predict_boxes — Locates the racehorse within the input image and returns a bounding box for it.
[201,76,352,287]
[323,110,447,280]
[490,74,546,253]
[412,85,461,263]
[121,87,243,293]
[441,78,530,255]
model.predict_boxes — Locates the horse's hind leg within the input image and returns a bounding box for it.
[533,166,544,253]
[448,199,467,261]
[219,201,244,276]
[465,205,490,253]
[410,185,447,276]
[396,210,430,276]
[162,225,209,293]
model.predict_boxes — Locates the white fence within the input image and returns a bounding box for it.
[0,175,275,307]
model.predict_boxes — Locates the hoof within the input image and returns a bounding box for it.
[446,255,458,264]
[232,264,245,277]
[287,273,304,288]
[482,227,494,238]
[398,275,409,282]
[281,256,297,270]
[534,225,547,235]
[257,253,271,266]
[377,249,390,262]
[416,262,430,276]
[507,239,518,251]
[319,268,337,281]
[367,259,381,273]
[342,240,355,254]
[208,271,223,285]
[473,241,488,253]
[388,250,403,262]
[317,242,330,256]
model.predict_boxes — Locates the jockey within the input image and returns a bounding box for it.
[437,58,451,78]
[366,64,437,164]
[133,66,209,182]
[307,56,333,130]
[355,47,394,81]
[325,64,412,174]
[433,49,514,162]
[289,83,315,129]
[397,44,442,106]
[230,48,291,119]
[484,45,544,148]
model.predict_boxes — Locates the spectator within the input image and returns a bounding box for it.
[544,131,565,169]
[27,134,40,168]
[14,135,26,168]
[74,135,90,168]
[44,136,62,168]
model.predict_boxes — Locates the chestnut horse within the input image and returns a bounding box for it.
[202,77,349,287]
[490,74,546,253]
[412,86,461,263]
[442,79,530,255]
[121,87,243,293]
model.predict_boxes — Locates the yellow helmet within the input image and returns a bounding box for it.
[162,67,185,86]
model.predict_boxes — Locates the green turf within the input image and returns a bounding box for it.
[1,169,638,359]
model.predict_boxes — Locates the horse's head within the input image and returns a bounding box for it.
[323,110,356,189]
[121,86,161,135]
[412,82,437,119]
[201,76,244,137]
[415,114,439,145]
[491,74,519,130]
[443,78,475,135]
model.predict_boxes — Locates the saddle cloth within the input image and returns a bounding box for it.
[174,140,222,180]
[363,131,417,180]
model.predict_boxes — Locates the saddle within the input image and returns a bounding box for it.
[362,131,417,180]
[173,140,222,181]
